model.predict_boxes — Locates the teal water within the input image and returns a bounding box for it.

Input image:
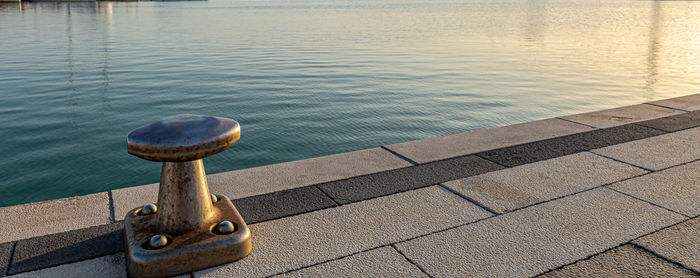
[1,0,699,207]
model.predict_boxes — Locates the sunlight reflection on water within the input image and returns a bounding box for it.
[0,0,699,206]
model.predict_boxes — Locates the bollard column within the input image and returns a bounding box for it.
[124,114,252,278]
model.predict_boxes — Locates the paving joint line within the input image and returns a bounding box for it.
[474,153,510,168]
[602,187,692,218]
[382,180,640,255]
[313,185,342,206]
[632,122,672,133]
[264,245,387,277]
[247,182,438,225]
[644,102,691,112]
[307,181,640,277]
[587,151,656,172]
[107,190,116,223]
[653,158,700,172]
[266,213,502,278]
[5,242,16,277]
[390,244,435,278]
[630,242,700,275]
[532,216,697,277]
[256,132,694,226]
[380,146,419,165]
[555,117,598,129]
[437,183,499,215]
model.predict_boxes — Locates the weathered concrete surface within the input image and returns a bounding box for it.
[444,152,647,213]
[592,127,700,171]
[395,188,686,278]
[6,252,190,278]
[194,186,491,278]
[539,244,697,278]
[609,161,700,217]
[6,253,127,278]
[110,183,158,222]
[8,222,123,275]
[274,247,427,278]
[0,242,12,277]
[384,118,592,164]
[0,193,111,243]
[112,147,411,220]
[477,124,664,167]
[234,186,337,224]
[648,93,700,111]
[560,104,681,128]
[637,110,700,132]
[634,217,700,272]
[318,155,504,204]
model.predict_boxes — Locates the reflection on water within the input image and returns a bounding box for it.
[0,0,699,206]
[646,0,660,96]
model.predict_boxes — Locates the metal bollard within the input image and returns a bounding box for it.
[123,114,252,278]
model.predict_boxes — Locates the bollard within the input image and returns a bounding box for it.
[124,114,252,278]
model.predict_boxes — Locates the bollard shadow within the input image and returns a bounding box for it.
[7,222,124,275]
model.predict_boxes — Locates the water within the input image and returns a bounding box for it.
[0,0,699,207]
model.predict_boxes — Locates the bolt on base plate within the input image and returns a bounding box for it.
[124,195,251,278]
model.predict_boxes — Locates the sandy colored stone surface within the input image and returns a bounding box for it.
[0,193,111,243]
[609,161,700,217]
[539,244,697,278]
[194,186,491,278]
[112,147,411,220]
[592,127,700,171]
[444,152,646,213]
[385,118,593,164]
[634,217,700,272]
[648,93,700,111]
[560,104,681,128]
[395,188,685,278]
[274,247,427,278]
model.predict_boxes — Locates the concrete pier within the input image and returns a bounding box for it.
[0,93,698,277]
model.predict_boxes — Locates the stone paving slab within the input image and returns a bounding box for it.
[318,155,504,204]
[609,161,699,217]
[648,93,700,111]
[194,186,492,278]
[395,188,686,278]
[6,253,128,278]
[112,147,411,221]
[110,183,158,222]
[8,222,123,275]
[637,110,700,132]
[539,244,697,278]
[444,152,647,214]
[477,124,665,167]
[634,217,700,272]
[0,193,111,243]
[384,118,593,164]
[560,104,682,128]
[234,186,337,224]
[273,247,427,278]
[592,127,699,171]
[0,242,12,277]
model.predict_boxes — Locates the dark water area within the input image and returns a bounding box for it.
[0,0,699,206]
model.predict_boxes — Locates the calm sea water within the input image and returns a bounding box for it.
[0,0,699,207]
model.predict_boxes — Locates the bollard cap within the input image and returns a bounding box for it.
[127,114,240,162]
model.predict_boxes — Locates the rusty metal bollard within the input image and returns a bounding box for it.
[124,114,251,278]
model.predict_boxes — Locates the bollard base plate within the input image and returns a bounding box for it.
[124,195,251,278]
